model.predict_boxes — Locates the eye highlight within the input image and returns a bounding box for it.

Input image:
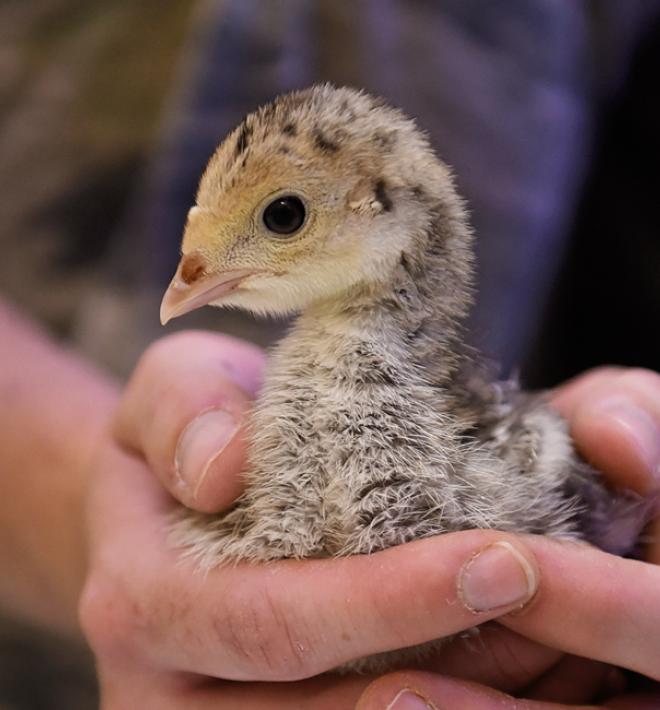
[262,195,306,236]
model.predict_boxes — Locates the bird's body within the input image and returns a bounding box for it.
[161,85,647,673]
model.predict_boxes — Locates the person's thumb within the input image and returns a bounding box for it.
[113,330,265,513]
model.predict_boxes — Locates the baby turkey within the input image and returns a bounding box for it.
[160,85,649,673]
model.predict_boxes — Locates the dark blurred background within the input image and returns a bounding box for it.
[1,1,659,707]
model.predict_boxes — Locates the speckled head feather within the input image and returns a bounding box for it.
[162,84,474,325]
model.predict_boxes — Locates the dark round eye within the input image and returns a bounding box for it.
[262,195,306,236]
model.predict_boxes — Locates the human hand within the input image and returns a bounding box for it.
[551,367,660,563]
[81,338,660,707]
[356,367,660,708]
[79,332,565,707]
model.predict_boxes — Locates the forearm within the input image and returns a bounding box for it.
[0,301,119,635]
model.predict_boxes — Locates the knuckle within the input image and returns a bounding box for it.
[79,575,146,661]
[216,584,312,680]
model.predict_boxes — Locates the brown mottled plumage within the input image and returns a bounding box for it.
[160,85,649,673]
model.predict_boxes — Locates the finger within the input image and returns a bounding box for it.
[550,366,625,415]
[499,535,660,681]
[183,674,368,710]
[551,368,660,494]
[525,655,616,703]
[356,671,597,709]
[82,448,541,683]
[113,331,265,512]
[124,532,539,681]
[100,637,561,710]
[424,624,562,693]
[98,665,369,710]
[552,368,660,563]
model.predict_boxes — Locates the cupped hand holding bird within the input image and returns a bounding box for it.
[79,331,660,708]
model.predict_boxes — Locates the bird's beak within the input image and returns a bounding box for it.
[160,252,254,325]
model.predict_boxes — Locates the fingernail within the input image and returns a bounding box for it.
[588,398,660,478]
[385,689,435,710]
[459,541,537,613]
[175,408,240,494]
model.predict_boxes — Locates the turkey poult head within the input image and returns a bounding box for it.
[160,85,472,324]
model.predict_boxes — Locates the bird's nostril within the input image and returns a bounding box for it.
[180,252,207,285]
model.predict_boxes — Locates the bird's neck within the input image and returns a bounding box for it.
[299,196,475,387]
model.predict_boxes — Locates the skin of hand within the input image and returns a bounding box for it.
[81,332,660,708]
[0,302,118,633]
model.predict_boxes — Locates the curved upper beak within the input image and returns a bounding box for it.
[160,256,255,325]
